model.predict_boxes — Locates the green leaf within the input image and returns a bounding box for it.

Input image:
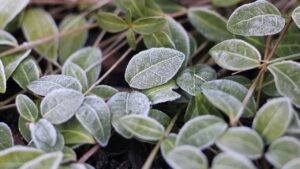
[127,29,136,50]
[176,115,227,149]
[223,75,251,88]
[132,17,166,35]
[149,109,171,128]
[216,127,263,159]
[125,48,185,89]
[96,12,128,33]
[252,97,293,143]
[62,147,76,163]
[12,58,40,90]
[142,80,181,104]
[176,64,216,96]
[268,61,300,108]
[89,85,118,100]
[227,0,285,36]
[262,73,280,97]
[161,133,177,158]
[0,122,13,150]
[22,8,58,61]
[56,118,95,145]
[64,47,102,86]
[202,79,256,122]
[184,93,221,121]
[282,158,300,169]
[286,111,300,134]
[107,91,150,139]
[166,145,208,169]
[292,6,300,29]
[113,0,145,18]
[164,17,190,61]
[40,89,84,124]
[143,31,175,49]
[18,117,31,142]
[2,50,31,79]
[0,146,43,169]
[209,39,261,71]
[188,8,234,42]
[212,0,241,7]
[16,94,39,122]
[0,0,29,28]
[0,60,6,93]
[59,15,88,64]
[19,152,63,169]
[154,0,184,13]
[266,136,300,168]
[0,29,18,46]
[63,62,88,92]
[27,75,82,96]
[211,152,256,169]
[120,115,165,141]
[29,119,57,148]
[76,96,111,146]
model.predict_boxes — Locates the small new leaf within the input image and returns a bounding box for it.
[16,94,39,122]
[132,17,166,35]
[96,12,128,33]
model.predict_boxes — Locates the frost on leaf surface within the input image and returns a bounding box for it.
[125,48,185,89]
[227,0,285,36]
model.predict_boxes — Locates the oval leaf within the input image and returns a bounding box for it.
[63,62,89,91]
[0,122,13,150]
[161,133,177,158]
[89,85,118,100]
[125,48,185,89]
[0,29,18,46]
[0,0,29,28]
[96,12,128,33]
[20,152,63,169]
[282,158,300,169]
[132,17,166,35]
[143,31,175,49]
[16,94,39,122]
[211,152,256,169]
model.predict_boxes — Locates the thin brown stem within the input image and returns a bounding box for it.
[0,104,16,111]
[78,144,100,163]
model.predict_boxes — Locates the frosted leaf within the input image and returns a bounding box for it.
[19,152,63,169]
[125,48,185,89]
[292,6,300,29]
[211,152,256,169]
[16,94,39,122]
[0,29,18,46]
[227,0,285,36]
[63,62,89,92]
[0,60,6,93]
[0,0,29,28]
[282,158,300,169]
[0,122,13,150]
[161,133,177,158]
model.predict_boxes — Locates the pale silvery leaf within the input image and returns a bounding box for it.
[30,119,57,148]
[149,109,171,128]
[0,146,43,169]
[0,29,18,46]
[143,80,180,104]
[252,97,293,143]
[40,89,84,124]
[20,152,63,169]
[18,117,31,142]
[202,79,256,122]
[56,118,95,145]
[209,39,261,71]
[62,147,76,163]
[286,111,300,134]
[107,91,150,139]
[125,48,185,89]
[22,8,58,61]
[268,61,300,107]
[161,133,177,158]
[16,94,39,122]
[59,15,88,64]
[176,64,216,95]
[292,6,300,29]
[265,136,300,168]
[216,127,263,159]
[176,115,227,149]
[75,96,111,146]
[12,58,40,90]
[89,85,118,100]
[2,50,31,79]
[166,145,208,169]
[188,8,234,42]
[0,0,29,28]
[27,74,82,96]
[0,122,13,150]
[63,62,89,91]
[0,60,6,93]
[65,47,102,86]
[164,17,190,62]
[227,0,285,36]
[282,158,300,169]
[211,152,257,169]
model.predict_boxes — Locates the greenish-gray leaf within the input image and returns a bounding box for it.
[282,158,300,169]
[125,48,185,89]
[143,31,175,49]
[212,0,241,7]
[176,115,228,149]
[149,109,171,128]
[40,89,84,124]
[0,122,13,150]
[96,12,128,33]
[161,133,177,158]
[113,0,145,18]
[132,17,166,35]
[211,152,256,169]
[0,60,6,93]
[209,39,261,71]
[227,0,285,36]
[252,97,293,143]
[63,61,88,92]
[89,85,118,100]
[19,152,63,169]
[0,0,29,28]
[16,94,39,122]
[0,29,18,46]
[292,6,300,29]
[127,29,137,50]
[188,8,234,42]
[18,117,31,142]
[62,147,76,163]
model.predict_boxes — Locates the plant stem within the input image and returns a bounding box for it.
[78,144,101,163]
[0,104,16,111]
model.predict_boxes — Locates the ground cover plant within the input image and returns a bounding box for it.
[1,0,300,168]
